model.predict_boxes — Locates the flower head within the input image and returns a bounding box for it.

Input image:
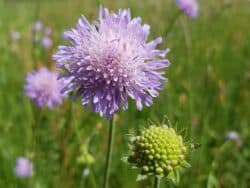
[225,131,242,148]
[14,157,33,178]
[177,0,199,18]
[127,125,189,179]
[10,31,21,41]
[41,36,53,49]
[225,131,240,141]
[53,7,170,118]
[82,168,90,177]
[32,20,43,31]
[24,68,66,109]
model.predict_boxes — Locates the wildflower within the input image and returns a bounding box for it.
[82,168,90,177]
[10,31,21,41]
[14,157,33,178]
[41,36,53,49]
[225,131,240,141]
[127,125,190,179]
[176,0,199,18]
[53,7,170,118]
[24,68,66,109]
[32,21,43,31]
[225,131,242,147]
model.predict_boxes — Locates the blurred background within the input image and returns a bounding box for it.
[0,0,250,187]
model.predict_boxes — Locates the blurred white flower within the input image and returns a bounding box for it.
[225,131,240,141]
[225,131,242,148]
[82,168,90,177]
[11,31,21,41]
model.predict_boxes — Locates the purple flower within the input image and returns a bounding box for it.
[177,0,199,18]
[14,157,33,178]
[32,21,43,31]
[41,36,53,49]
[53,7,170,118]
[24,68,66,109]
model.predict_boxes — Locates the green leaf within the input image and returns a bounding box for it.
[207,173,218,188]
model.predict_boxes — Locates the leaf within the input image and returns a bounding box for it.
[207,173,218,188]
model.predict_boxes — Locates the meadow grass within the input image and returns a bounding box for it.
[0,0,250,187]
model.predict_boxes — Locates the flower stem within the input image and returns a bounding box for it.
[103,117,115,188]
[32,0,40,66]
[154,176,161,188]
[165,10,182,37]
[90,166,98,188]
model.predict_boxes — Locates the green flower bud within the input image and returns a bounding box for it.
[156,167,163,174]
[127,125,189,178]
[143,165,149,172]
[77,145,95,166]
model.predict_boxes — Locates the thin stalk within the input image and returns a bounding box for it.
[90,166,98,188]
[95,0,100,6]
[31,0,40,67]
[154,176,161,188]
[103,117,115,188]
[165,10,182,37]
[32,107,43,154]
[80,166,98,188]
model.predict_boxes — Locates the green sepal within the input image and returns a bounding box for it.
[167,169,180,186]
[180,160,191,168]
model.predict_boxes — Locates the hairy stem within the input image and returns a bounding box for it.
[103,117,115,188]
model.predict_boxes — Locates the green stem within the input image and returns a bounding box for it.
[32,0,40,67]
[154,176,161,188]
[90,166,98,188]
[95,0,100,6]
[165,10,182,37]
[32,107,43,153]
[103,117,115,188]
